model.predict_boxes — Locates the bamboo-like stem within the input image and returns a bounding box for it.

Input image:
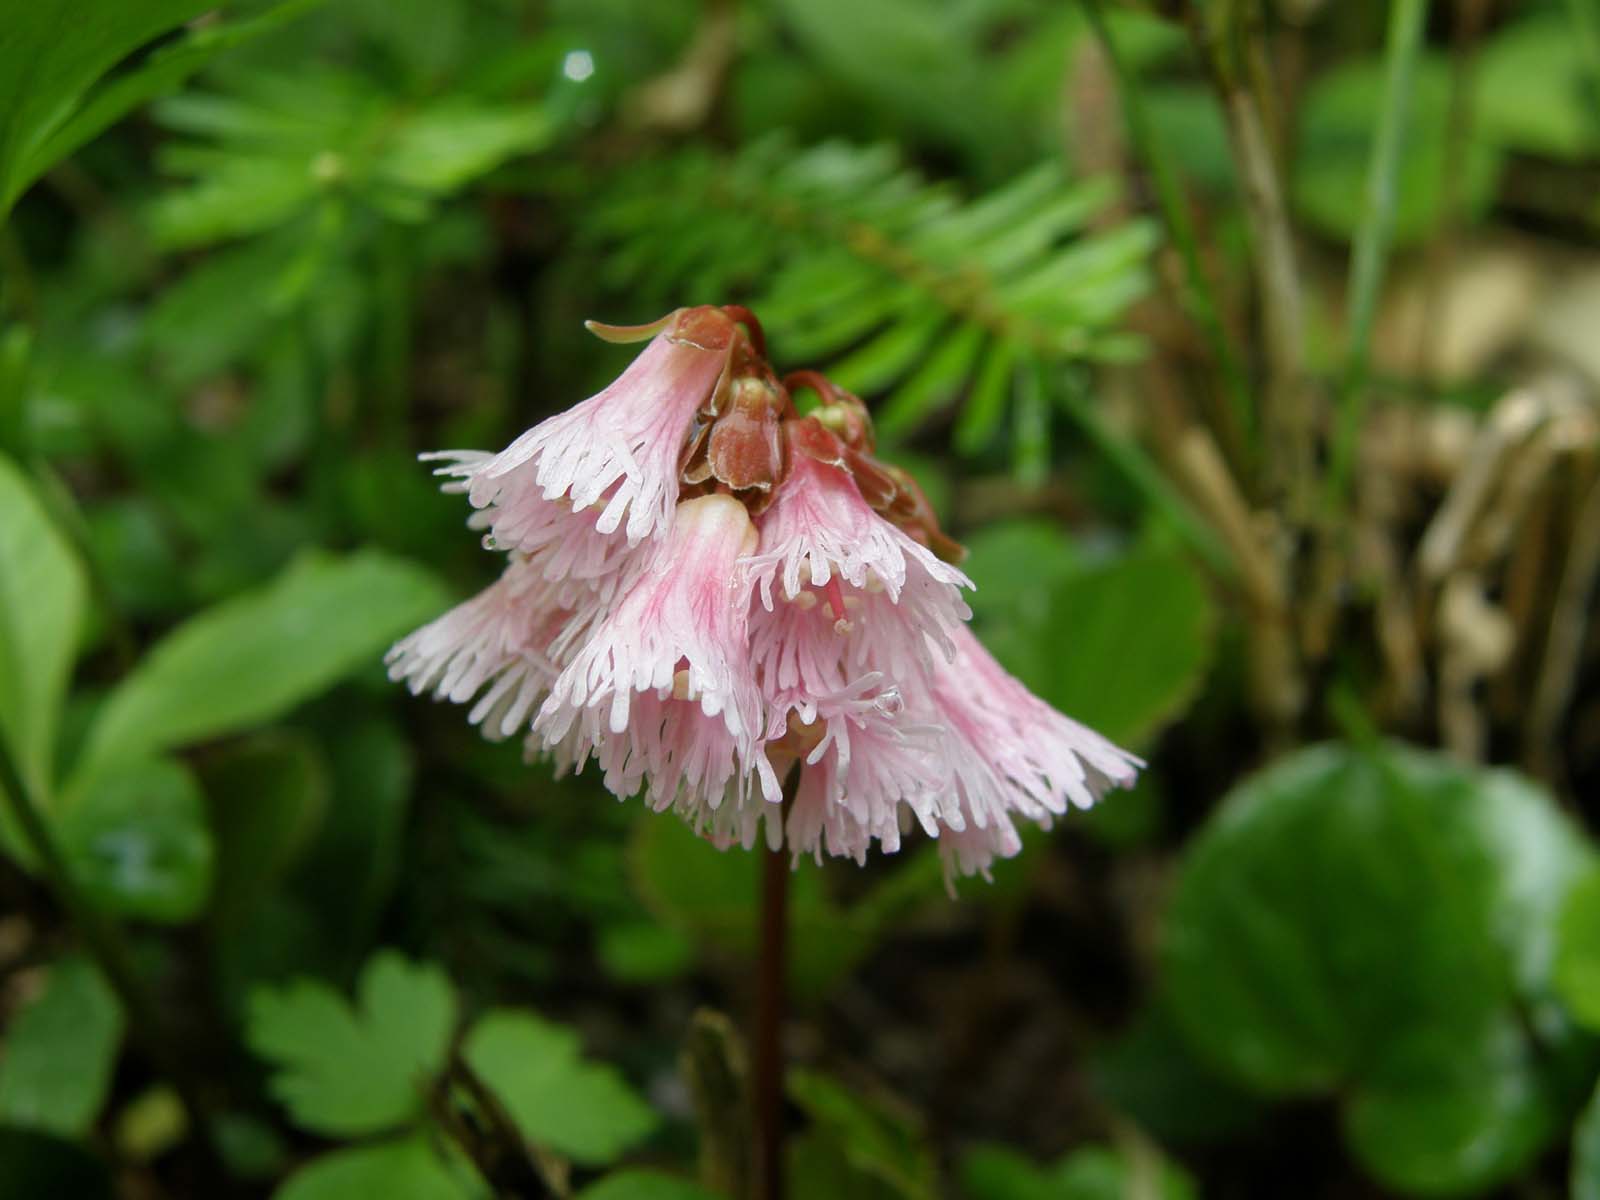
[0,734,218,1170]
[754,764,801,1200]
[1080,0,1255,469]
[1326,0,1429,509]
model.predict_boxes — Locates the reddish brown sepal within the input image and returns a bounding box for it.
[706,375,785,493]
[786,415,849,467]
[667,305,739,353]
[843,446,899,510]
[884,464,968,565]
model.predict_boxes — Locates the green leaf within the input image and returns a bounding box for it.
[275,1136,482,1200]
[0,453,86,801]
[56,755,213,923]
[576,1171,724,1200]
[1575,1079,1600,1200]
[0,0,214,215]
[377,102,549,194]
[1475,14,1599,160]
[71,550,447,787]
[1162,742,1595,1194]
[965,525,1212,748]
[248,951,456,1137]
[0,957,123,1137]
[787,1069,935,1200]
[16,0,325,195]
[202,733,329,933]
[960,1143,1196,1200]
[462,1009,657,1166]
[1294,56,1502,245]
[1557,868,1600,1031]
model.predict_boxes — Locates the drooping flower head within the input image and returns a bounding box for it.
[389,306,1141,885]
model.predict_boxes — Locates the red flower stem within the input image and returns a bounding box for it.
[780,369,839,407]
[754,762,801,1200]
[721,304,768,360]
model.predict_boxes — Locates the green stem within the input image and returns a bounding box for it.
[1326,0,1429,509]
[1081,0,1255,466]
[1053,365,1237,578]
[0,734,218,1168]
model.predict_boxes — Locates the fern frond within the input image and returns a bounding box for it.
[589,138,1158,464]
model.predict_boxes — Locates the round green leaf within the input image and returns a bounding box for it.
[275,1136,480,1200]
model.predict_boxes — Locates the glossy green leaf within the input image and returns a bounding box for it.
[462,1009,657,1166]
[1557,868,1600,1031]
[72,550,447,787]
[1162,742,1595,1194]
[248,952,456,1137]
[275,1136,481,1200]
[0,453,86,801]
[0,958,123,1137]
[0,0,213,214]
[56,755,213,922]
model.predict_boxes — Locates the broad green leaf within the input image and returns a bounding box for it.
[1556,868,1600,1032]
[787,1069,935,1200]
[56,755,213,923]
[1162,742,1595,1194]
[0,453,86,800]
[72,550,447,787]
[0,958,123,1137]
[0,0,213,215]
[1294,56,1502,245]
[462,1009,657,1166]
[576,1172,723,1200]
[201,733,329,933]
[248,952,456,1137]
[1576,1079,1600,1200]
[275,1136,482,1200]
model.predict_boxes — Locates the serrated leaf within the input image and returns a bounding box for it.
[0,958,124,1137]
[0,453,86,803]
[248,952,456,1137]
[71,550,447,788]
[462,1009,657,1166]
[274,1136,481,1200]
[57,755,213,922]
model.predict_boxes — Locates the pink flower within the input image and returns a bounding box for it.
[745,426,971,700]
[385,552,597,741]
[426,308,739,570]
[532,494,774,807]
[916,623,1143,882]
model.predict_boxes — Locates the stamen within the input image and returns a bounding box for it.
[821,576,847,624]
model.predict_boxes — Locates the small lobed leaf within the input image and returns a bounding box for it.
[462,1009,657,1167]
[0,957,124,1138]
[274,1135,482,1200]
[575,1170,725,1200]
[248,952,457,1137]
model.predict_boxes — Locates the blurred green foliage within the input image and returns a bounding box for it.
[0,1,1598,1198]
